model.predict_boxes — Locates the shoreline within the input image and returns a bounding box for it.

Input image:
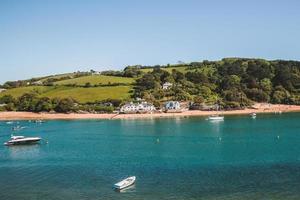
[1,103,300,120]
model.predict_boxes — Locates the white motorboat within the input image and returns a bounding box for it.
[208,115,224,121]
[114,176,136,190]
[4,135,41,146]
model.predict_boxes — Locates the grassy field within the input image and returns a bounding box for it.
[140,66,188,73]
[0,86,51,98]
[0,85,132,103]
[54,75,135,86]
[40,86,132,103]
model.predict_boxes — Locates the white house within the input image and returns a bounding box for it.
[0,88,6,93]
[120,102,136,113]
[120,101,156,114]
[162,82,173,90]
[165,101,181,111]
[137,102,156,113]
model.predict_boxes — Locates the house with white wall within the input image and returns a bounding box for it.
[162,82,173,90]
[164,101,181,112]
[120,101,156,114]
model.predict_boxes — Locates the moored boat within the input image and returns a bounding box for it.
[208,115,224,121]
[113,176,136,190]
[35,119,44,123]
[4,135,42,146]
[12,126,26,131]
[208,104,224,121]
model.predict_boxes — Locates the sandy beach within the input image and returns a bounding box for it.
[0,103,300,120]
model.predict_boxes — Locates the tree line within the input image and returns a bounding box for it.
[0,93,120,113]
[133,58,300,109]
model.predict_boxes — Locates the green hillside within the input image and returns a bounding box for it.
[0,85,132,103]
[40,86,132,103]
[0,86,51,98]
[140,66,188,73]
[2,58,300,113]
[0,74,135,104]
[54,75,135,86]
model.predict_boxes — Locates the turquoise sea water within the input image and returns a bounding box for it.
[1,113,300,199]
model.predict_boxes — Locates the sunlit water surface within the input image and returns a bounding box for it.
[1,113,300,199]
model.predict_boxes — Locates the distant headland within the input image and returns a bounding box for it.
[0,58,300,117]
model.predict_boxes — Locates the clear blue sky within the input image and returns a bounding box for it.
[1,0,300,83]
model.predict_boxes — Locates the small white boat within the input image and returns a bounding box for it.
[6,121,14,124]
[114,176,136,190]
[35,119,44,123]
[250,113,256,118]
[208,104,224,121]
[208,115,224,121]
[12,126,26,131]
[4,135,42,146]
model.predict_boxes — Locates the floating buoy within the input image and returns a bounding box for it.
[156,138,160,143]
[277,135,280,139]
[219,137,222,141]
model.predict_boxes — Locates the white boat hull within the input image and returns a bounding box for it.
[208,116,224,121]
[114,176,136,190]
[4,137,41,146]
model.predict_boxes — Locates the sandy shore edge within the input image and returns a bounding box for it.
[1,104,300,120]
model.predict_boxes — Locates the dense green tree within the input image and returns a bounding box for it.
[197,86,212,100]
[271,86,290,104]
[186,71,209,84]
[273,64,294,91]
[222,75,241,90]
[289,95,300,105]
[142,91,155,102]
[17,93,39,111]
[223,89,242,102]
[123,66,143,77]
[0,95,15,104]
[173,88,192,101]
[245,88,270,102]
[136,73,156,90]
[260,78,273,94]
[35,97,53,112]
[193,96,205,104]
[172,69,185,82]
[152,88,165,100]
[54,98,76,113]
